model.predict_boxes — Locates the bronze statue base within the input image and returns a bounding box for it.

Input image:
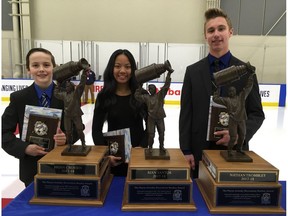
[220,150,253,162]
[144,148,170,160]
[61,145,91,156]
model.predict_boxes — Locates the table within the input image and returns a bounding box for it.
[2,177,286,216]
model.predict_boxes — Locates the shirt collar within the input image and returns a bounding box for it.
[208,51,232,68]
[34,82,54,99]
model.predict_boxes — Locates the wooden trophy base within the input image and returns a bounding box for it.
[197,150,285,214]
[30,145,113,207]
[122,148,196,211]
[61,145,91,156]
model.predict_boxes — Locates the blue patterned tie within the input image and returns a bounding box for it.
[41,92,49,107]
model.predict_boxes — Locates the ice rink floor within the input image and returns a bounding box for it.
[1,102,288,202]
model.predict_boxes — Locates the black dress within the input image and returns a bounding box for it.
[92,94,147,176]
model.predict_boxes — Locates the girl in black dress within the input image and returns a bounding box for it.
[92,49,147,176]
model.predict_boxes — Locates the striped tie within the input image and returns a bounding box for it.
[41,92,49,107]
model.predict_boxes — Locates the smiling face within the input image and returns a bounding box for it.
[205,16,233,57]
[27,51,54,89]
[113,54,132,85]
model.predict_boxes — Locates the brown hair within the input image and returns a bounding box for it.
[25,48,56,70]
[204,8,232,33]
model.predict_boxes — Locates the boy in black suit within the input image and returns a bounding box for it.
[2,48,68,187]
[179,8,265,178]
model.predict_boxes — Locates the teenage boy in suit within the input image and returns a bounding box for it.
[2,48,69,187]
[179,8,265,178]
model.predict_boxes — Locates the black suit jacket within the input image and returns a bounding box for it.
[2,82,65,186]
[179,55,265,177]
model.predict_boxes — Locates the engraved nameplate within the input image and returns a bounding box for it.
[29,136,51,149]
[216,186,280,207]
[128,183,191,204]
[36,178,99,199]
[219,172,277,182]
[40,164,97,175]
[131,169,188,180]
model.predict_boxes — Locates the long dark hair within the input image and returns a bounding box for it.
[96,49,144,114]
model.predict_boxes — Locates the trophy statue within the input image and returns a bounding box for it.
[197,64,283,214]
[53,58,92,156]
[122,61,196,211]
[212,62,255,162]
[134,60,174,160]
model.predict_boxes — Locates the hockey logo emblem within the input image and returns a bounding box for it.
[218,112,229,126]
[110,141,119,155]
[34,121,48,136]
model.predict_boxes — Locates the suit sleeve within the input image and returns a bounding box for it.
[179,67,193,153]
[245,74,265,142]
[1,93,29,159]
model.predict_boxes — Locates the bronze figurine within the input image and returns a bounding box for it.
[53,59,91,155]
[213,62,255,159]
[134,60,174,156]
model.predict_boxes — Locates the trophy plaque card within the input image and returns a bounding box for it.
[206,96,229,142]
[22,105,63,152]
[26,113,59,152]
[122,148,196,211]
[30,145,113,206]
[103,128,132,163]
[196,150,285,214]
[104,134,126,163]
